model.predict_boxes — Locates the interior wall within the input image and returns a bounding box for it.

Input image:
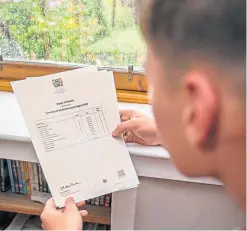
[134,177,245,230]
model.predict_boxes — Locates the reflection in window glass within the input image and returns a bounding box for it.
[0,0,146,67]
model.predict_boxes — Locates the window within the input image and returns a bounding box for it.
[0,0,148,103]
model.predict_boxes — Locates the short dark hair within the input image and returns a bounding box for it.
[139,0,246,64]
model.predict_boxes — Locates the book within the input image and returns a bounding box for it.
[20,161,27,195]
[83,222,109,230]
[92,223,99,230]
[104,194,111,207]
[86,223,94,230]
[28,162,39,193]
[91,198,96,205]
[7,160,15,192]
[11,160,19,193]
[11,68,139,208]
[97,224,108,230]
[99,195,105,206]
[37,164,43,193]
[0,159,4,191]
[24,162,31,195]
[95,196,100,206]
[41,170,48,193]
[0,159,9,192]
[31,190,52,204]
[16,161,23,194]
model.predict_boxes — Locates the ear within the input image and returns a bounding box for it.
[182,71,218,148]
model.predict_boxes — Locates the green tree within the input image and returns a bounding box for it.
[0,0,144,67]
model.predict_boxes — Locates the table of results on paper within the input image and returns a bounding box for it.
[35,106,109,152]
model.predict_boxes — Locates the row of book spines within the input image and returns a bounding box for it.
[83,222,110,230]
[2,158,111,208]
[1,159,50,195]
[86,194,112,207]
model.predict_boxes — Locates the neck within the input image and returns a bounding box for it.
[217,142,246,213]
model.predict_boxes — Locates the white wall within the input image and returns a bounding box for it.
[134,177,245,230]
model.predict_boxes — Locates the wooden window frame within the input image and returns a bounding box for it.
[0,60,149,104]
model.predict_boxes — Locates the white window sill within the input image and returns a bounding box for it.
[0,91,222,186]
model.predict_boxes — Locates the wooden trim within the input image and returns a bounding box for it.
[0,79,10,92]
[0,80,148,104]
[0,61,148,92]
[0,192,111,225]
[117,90,148,104]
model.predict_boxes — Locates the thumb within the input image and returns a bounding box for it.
[64,197,78,213]
[80,210,88,217]
[112,119,141,137]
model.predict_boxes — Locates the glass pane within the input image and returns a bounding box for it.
[0,0,146,68]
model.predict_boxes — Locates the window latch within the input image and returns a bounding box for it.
[128,64,133,82]
[0,54,3,71]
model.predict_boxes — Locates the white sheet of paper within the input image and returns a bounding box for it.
[25,66,98,81]
[11,69,139,208]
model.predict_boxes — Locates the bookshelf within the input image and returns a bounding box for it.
[0,157,112,228]
[0,192,111,225]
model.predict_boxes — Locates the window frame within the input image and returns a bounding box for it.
[0,59,148,104]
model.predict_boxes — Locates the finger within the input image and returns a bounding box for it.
[64,197,78,213]
[112,119,141,137]
[76,201,85,208]
[42,223,45,230]
[123,130,134,143]
[126,130,134,142]
[119,110,132,121]
[123,135,131,143]
[79,210,88,217]
[120,109,144,121]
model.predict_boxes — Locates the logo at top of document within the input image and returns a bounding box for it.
[52,78,63,88]
[52,78,66,94]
